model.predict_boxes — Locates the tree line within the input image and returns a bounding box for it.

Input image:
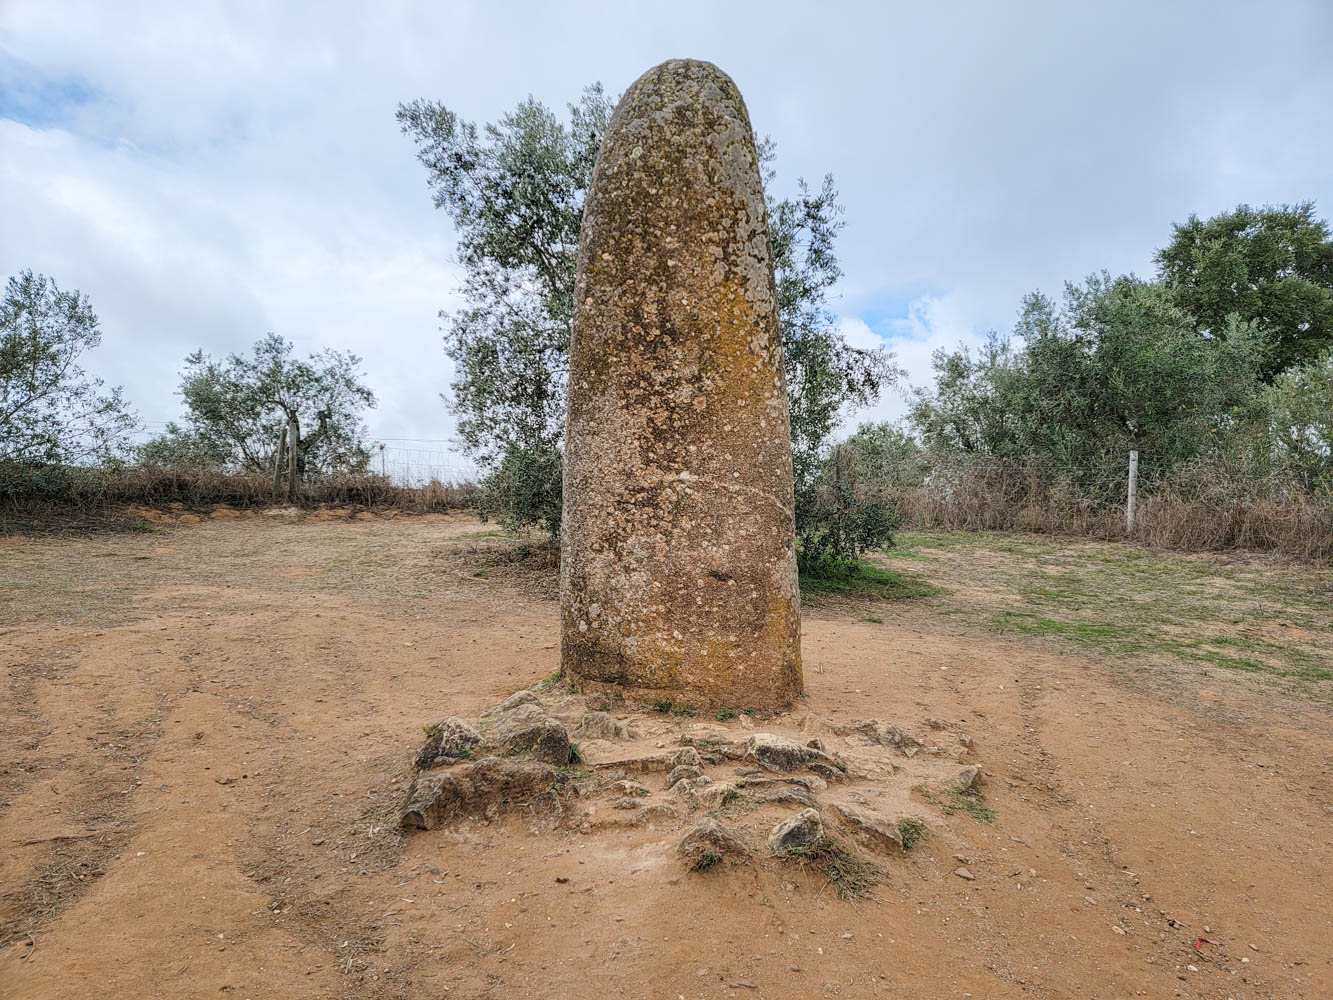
[4,81,1330,564]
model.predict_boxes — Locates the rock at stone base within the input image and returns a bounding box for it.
[490,704,571,765]
[493,690,543,714]
[609,779,650,798]
[829,801,904,854]
[805,762,848,783]
[954,765,983,789]
[414,717,483,770]
[768,808,827,855]
[593,747,702,774]
[670,776,714,799]
[401,757,563,830]
[664,764,704,788]
[629,802,678,828]
[678,725,746,759]
[754,785,818,809]
[746,733,833,773]
[849,720,923,756]
[692,781,740,809]
[572,710,633,741]
[678,817,750,870]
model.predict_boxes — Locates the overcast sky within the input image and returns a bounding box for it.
[3,0,1331,466]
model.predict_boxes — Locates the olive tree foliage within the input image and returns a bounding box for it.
[0,270,138,465]
[1260,350,1333,495]
[910,274,1270,499]
[398,85,897,536]
[140,333,376,479]
[1155,202,1333,380]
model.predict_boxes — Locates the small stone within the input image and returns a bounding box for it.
[494,691,542,714]
[572,711,633,742]
[664,764,704,788]
[829,801,904,854]
[692,781,740,809]
[414,717,483,770]
[768,808,826,855]
[954,765,983,790]
[678,817,750,869]
[849,719,923,755]
[753,785,818,809]
[746,733,832,773]
[1084,896,1097,906]
[954,866,976,881]
[490,704,571,765]
[805,762,847,782]
[629,803,678,828]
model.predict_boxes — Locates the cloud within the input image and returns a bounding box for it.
[2,0,1330,459]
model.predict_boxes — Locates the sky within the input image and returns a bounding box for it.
[3,0,1331,469]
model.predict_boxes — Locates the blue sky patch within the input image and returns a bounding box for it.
[0,56,99,128]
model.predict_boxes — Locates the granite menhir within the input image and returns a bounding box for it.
[561,59,802,710]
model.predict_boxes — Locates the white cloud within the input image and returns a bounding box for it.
[2,0,1330,460]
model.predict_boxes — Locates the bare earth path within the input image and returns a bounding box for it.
[2,511,1330,999]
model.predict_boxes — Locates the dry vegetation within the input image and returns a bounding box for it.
[892,456,1333,562]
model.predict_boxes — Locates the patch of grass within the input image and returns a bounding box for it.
[686,850,722,872]
[799,560,939,601]
[567,742,583,765]
[778,838,885,901]
[715,708,739,722]
[530,670,562,692]
[672,703,697,718]
[896,816,928,850]
[991,611,1124,641]
[860,615,884,624]
[920,782,996,824]
[652,699,674,714]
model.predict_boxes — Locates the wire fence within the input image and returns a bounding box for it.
[369,445,479,487]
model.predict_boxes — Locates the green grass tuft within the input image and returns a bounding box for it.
[896,816,928,850]
[921,782,996,824]
[778,838,885,901]
[799,560,939,601]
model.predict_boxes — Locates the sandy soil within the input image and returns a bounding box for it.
[2,511,1331,999]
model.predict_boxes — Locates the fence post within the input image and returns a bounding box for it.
[1126,449,1139,533]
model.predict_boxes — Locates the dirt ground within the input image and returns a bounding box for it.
[2,510,1331,999]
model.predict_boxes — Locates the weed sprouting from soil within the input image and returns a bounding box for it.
[920,782,997,824]
[897,816,928,850]
[779,838,885,901]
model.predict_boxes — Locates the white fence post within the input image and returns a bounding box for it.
[1127,449,1139,533]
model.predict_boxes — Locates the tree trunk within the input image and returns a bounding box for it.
[273,427,287,497]
[286,415,299,503]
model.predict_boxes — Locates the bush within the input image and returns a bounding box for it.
[796,439,903,572]
[474,442,563,539]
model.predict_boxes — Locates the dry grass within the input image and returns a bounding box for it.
[1,463,477,530]
[893,456,1333,563]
